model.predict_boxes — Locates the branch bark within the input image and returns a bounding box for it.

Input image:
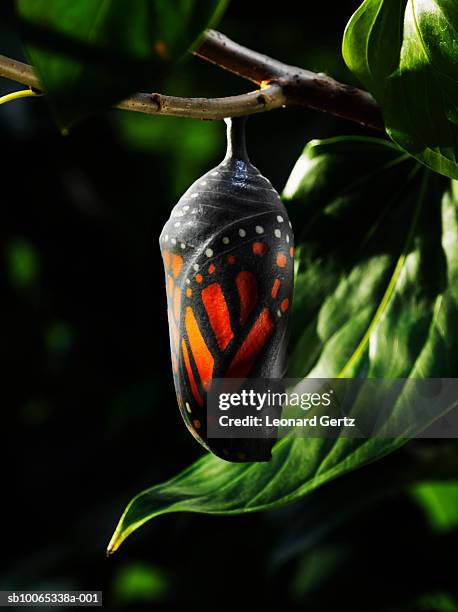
[195,30,384,130]
[0,30,384,130]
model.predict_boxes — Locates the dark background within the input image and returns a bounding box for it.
[1,2,457,610]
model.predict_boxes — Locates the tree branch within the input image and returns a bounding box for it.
[0,30,384,130]
[195,30,384,130]
[117,85,286,119]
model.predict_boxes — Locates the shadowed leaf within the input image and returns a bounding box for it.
[16,0,229,128]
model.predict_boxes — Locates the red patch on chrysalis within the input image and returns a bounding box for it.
[226,308,275,378]
[280,298,289,313]
[202,283,234,351]
[181,339,203,407]
[271,278,280,298]
[185,307,214,390]
[252,242,267,256]
[236,271,258,325]
[277,253,287,268]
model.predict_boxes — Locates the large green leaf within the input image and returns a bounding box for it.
[16,0,228,128]
[343,0,458,180]
[108,136,458,554]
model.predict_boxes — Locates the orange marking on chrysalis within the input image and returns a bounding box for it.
[227,255,236,265]
[290,247,294,258]
[172,254,183,278]
[163,250,171,270]
[271,278,280,298]
[226,308,275,378]
[193,419,201,429]
[208,264,216,274]
[181,339,203,407]
[202,283,234,351]
[173,286,181,320]
[236,271,257,325]
[195,273,203,283]
[277,252,287,268]
[186,287,192,298]
[167,275,174,298]
[281,298,289,312]
[252,242,267,256]
[185,307,214,390]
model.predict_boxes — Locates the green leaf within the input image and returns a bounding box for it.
[411,481,458,532]
[343,0,458,180]
[16,0,228,128]
[108,136,458,555]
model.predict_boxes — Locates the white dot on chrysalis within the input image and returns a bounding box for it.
[286,235,290,243]
[222,237,230,244]
[277,215,284,222]
[205,248,213,258]
[171,238,177,245]
[211,171,219,176]
[174,222,180,227]
[191,193,199,198]
[239,229,246,237]
[185,402,191,413]
[289,221,292,228]
[277,310,282,318]
[181,243,186,249]
[165,235,169,241]
[183,205,189,211]
[193,264,199,271]
[255,226,264,234]
[186,278,190,284]
[201,181,207,186]
[274,229,281,238]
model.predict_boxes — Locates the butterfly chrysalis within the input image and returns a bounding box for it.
[160,117,294,462]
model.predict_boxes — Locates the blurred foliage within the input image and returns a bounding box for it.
[1,1,458,610]
[411,482,458,533]
[16,0,229,128]
[116,111,221,198]
[111,561,169,603]
[4,238,40,289]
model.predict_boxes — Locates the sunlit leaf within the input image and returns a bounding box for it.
[343,0,458,179]
[108,136,458,554]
